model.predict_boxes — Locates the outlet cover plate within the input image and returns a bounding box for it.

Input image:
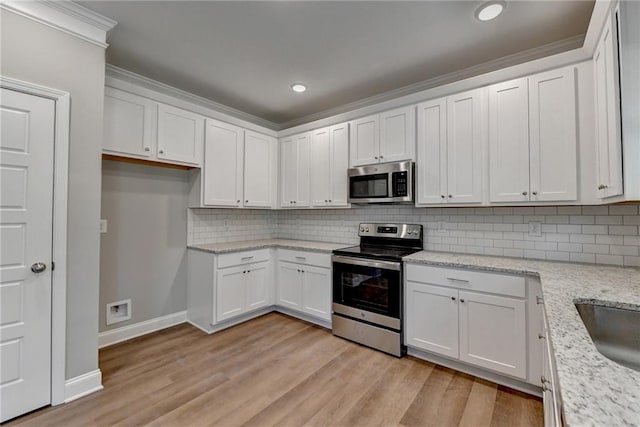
[528,222,542,237]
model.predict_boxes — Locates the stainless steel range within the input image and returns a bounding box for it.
[331,223,423,357]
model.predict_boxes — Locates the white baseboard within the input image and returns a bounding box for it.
[64,369,103,403]
[98,311,187,348]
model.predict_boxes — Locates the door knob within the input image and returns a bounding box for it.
[31,262,46,273]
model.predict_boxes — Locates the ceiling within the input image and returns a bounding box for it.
[81,1,595,128]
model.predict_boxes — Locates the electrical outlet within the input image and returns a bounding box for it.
[100,219,108,234]
[106,299,131,325]
[528,221,542,237]
[436,221,447,234]
[223,219,230,230]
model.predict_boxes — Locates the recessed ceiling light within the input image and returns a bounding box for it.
[475,1,505,21]
[290,83,307,93]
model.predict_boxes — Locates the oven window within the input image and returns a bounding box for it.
[350,173,388,198]
[333,261,401,318]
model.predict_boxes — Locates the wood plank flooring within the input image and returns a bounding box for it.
[6,312,542,427]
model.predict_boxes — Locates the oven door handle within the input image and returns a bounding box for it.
[331,255,401,271]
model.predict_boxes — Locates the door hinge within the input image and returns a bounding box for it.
[51,261,55,271]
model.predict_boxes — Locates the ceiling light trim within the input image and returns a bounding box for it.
[291,83,308,93]
[475,1,506,22]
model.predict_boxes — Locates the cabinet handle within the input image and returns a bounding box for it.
[247,270,250,273]
[522,191,528,196]
[237,200,240,203]
[451,296,456,301]
[380,155,384,159]
[245,200,249,203]
[301,270,304,273]
[293,201,297,204]
[532,191,538,196]
[441,195,445,199]
[538,333,546,340]
[241,256,254,261]
[295,256,307,260]
[324,200,328,203]
[159,149,164,154]
[460,299,465,303]
[447,277,469,283]
[297,269,300,273]
[536,296,544,305]
[243,270,246,274]
[329,199,332,202]
[144,147,150,152]
[448,195,452,198]
[374,156,378,159]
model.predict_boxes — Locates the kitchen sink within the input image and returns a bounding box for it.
[574,300,640,372]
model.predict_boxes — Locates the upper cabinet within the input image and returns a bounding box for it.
[201,119,276,209]
[489,66,578,203]
[103,87,203,167]
[279,132,310,208]
[310,123,349,207]
[594,9,623,199]
[349,106,415,167]
[416,88,485,205]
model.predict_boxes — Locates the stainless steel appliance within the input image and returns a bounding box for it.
[348,161,414,204]
[332,223,423,357]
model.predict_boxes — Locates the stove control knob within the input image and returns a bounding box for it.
[360,227,365,232]
[365,227,370,232]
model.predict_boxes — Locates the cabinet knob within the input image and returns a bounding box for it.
[380,155,384,159]
[532,191,538,196]
[451,296,456,301]
[460,299,465,303]
[237,200,240,203]
[293,201,297,204]
[448,195,452,198]
[538,333,546,340]
[441,195,445,199]
[245,200,248,203]
[243,270,246,274]
[297,269,300,273]
[144,147,150,152]
[522,191,528,196]
[159,149,164,154]
[329,199,332,202]
[374,156,378,160]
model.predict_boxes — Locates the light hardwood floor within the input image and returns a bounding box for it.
[7,312,542,427]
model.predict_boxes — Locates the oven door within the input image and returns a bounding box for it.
[332,255,402,321]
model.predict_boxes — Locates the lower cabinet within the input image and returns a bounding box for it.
[405,264,528,381]
[216,260,271,322]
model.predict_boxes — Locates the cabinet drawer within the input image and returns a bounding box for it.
[405,264,525,298]
[217,249,270,269]
[278,249,330,268]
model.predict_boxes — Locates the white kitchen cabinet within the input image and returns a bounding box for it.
[594,9,623,199]
[156,103,203,165]
[310,123,349,207]
[349,106,415,167]
[202,119,244,207]
[103,87,203,167]
[244,130,277,208]
[103,87,155,158]
[300,265,332,320]
[277,261,303,310]
[416,89,484,205]
[280,132,310,208]
[245,261,270,310]
[489,68,577,203]
[542,308,562,427]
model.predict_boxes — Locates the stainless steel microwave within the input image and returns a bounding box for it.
[348,161,414,204]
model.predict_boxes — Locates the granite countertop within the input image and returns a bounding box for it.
[188,239,349,254]
[403,251,640,427]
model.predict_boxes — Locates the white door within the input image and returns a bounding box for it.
[301,265,331,321]
[528,67,578,202]
[245,261,270,310]
[102,87,154,158]
[244,131,274,208]
[329,123,349,207]
[0,88,54,422]
[279,136,296,207]
[216,266,245,322]
[203,119,243,207]
[310,127,331,207]
[349,115,379,166]
[458,290,526,379]
[488,78,531,202]
[277,262,302,310]
[416,98,447,205]
[295,133,311,207]
[405,282,459,358]
[446,89,484,203]
[379,106,415,163]
[156,103,203,166]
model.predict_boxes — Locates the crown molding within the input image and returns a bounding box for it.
[277,34,586,131]
[0,0,117,48]
[105,64,280,133]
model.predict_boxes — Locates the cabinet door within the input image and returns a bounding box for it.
[280,136,297,207]
[489,79,531,202]
[245,261,271,311]
[103,87,155,157]
[295,133,311,207]
[529,67,577,202]
[379,106,415,163]
[458,291,526,379]
[156,103,203,166]
[416,98,448,205]
[329,123,350,207]
[203,119,243,207]
[216,266,245,322]
[310,127,331,207]
[244,131,275,208]
[405,282,459,358]
[349,115,379,166]
[446,89,484,203]
[594,12,623,199]
[301,265,331,321]
[277,262,302,310]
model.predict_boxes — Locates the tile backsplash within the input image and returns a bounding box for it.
[189,204,640,267]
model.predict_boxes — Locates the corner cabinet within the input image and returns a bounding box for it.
[594,8,623,199]
[488,66,578,203]
[349,106,415,167]
[310,123,349,207]
[103,87,203,167]
[416,88,485,205]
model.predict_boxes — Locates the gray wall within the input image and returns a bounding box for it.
[0,11,106,378]
[100,161,189,332]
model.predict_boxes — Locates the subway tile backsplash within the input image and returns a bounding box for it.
[189,205,640,267]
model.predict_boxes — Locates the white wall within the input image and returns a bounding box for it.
[100,161,190,332]
[0,11,106,379]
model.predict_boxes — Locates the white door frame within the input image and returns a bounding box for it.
[1,76,70,405]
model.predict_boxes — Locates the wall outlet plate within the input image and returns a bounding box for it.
[100,219,108,234]
[436,221,447,234]
[528,221,542,237]
[106,299,131,325]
